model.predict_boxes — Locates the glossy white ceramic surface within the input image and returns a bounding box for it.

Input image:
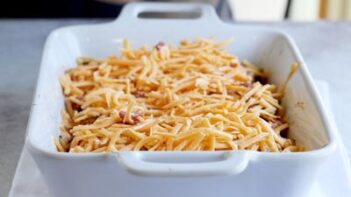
[26,3,336,197]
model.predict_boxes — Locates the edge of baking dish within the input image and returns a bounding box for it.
[25,2,337,176]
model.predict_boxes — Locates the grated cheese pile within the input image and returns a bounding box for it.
[56,38,303,152]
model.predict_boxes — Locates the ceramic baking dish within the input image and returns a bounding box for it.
[26,3,336,197]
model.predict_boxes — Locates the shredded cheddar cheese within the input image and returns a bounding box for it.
[56,38,303,153]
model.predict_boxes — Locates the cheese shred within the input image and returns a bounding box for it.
[57,38,303,152]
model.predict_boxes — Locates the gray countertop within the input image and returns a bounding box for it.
[1,20,351,197]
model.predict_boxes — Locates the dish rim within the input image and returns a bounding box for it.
[25,10,337,160]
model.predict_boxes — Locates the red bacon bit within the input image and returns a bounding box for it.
[154,42,165,51]
[131,112,142,124]
[119,111,142,125]
[119,111,126,119]
[230,63,238,68]
[71,102,81,112]
[71,76,77,81]
[132,90,146,98]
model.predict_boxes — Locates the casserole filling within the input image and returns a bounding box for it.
[56,38,303,152]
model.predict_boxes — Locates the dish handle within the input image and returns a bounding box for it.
[116,2,222,25]
[116,152,249,177]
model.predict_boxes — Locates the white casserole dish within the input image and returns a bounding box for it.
[26,3,337,197]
